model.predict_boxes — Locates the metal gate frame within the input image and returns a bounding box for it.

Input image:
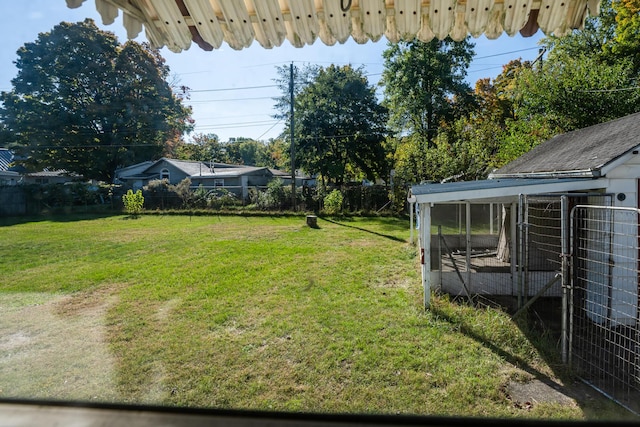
[569,204,640,413]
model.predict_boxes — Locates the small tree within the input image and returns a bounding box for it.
[323,189,344,215]
[122,189,144,217]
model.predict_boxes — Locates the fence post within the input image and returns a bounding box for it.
[420,203,431,309]
[561,195,569,364]
[518,194,525,308]
[465,201,472,295]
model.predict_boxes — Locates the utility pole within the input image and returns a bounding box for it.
[289,62,296,211]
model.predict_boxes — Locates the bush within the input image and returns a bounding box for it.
[323,189,344,215]
[255,178,287,210]
[122,189,144,217]
[206,188,239,209]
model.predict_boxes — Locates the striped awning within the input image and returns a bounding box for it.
[66,0,601,53]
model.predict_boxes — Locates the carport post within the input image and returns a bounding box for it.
[408,195,416,245]
[420,202,431,309]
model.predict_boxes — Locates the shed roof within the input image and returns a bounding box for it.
[410,177,606,204]
[490,112,640,179]
[66,0,600,53]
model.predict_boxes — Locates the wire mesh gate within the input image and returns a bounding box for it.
[569,205,640,412]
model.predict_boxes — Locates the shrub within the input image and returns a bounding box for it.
[169,177,193,208]
[255,178,287,210]
[122,189,144,217]
[207,188,239,209]
[323,189,344,215]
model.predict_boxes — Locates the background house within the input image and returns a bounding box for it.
[115,158,295,201]
[0,149,20,185]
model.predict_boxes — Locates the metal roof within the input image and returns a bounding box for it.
[410,177,607,204]
[0,149,13,171]
[66,0,600,52]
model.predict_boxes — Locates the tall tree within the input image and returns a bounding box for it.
[293,65,388,185]
[0,19,192,181]
[608,0,640,74]
[381,38,475,146]
[174,133,224,162]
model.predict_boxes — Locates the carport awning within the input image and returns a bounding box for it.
[66,0,600,52]
[410,177,608,204]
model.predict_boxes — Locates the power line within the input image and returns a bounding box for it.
[188,84,278,93]
[473,46,541,60]
[576,86,640,93]
[186,96,275,104]
[256,119,283,140]
[194,119,279,127]
[194,122,280,130]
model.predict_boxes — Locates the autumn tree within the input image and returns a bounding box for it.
[0,19,192,181]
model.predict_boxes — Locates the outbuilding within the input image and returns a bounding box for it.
[409,111,640,321]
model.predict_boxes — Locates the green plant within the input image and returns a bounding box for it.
[122,189,144,217]
[323,189,343,215]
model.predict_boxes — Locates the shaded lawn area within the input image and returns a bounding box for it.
[0,214,630,419]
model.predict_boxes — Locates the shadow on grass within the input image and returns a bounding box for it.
[0,212,120,226]
[318,216,406,242]
[431,297,638,420]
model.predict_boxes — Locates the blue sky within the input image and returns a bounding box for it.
[0,1,544,143]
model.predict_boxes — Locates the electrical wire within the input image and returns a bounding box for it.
[255,119,283,140]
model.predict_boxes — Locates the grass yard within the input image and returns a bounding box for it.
[0,214,632,420]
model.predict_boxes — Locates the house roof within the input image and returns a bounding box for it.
[25,169,81,178]
[490,112,640,179]
[410,177,607,204]
[160,158,215,176]
[131,158,274,179]
[66,0,600,53]
[0,149,13,171]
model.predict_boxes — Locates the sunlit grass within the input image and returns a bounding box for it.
[0,214,632,419]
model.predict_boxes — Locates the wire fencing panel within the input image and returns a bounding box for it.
[523,197,564,300]
[431,203,514,299]
[570,205,640,411]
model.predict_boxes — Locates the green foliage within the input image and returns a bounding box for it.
[323,189,344,215]
[0,19,192,182]
[511,53,640,132]
[175,134,273,168]
[169,177,193,208]
[206,188,240,209]
[609,0,640,74]
[381,38,476,145]
[122,189,144,217]
[254,178,287,210]
[292,65,389,185]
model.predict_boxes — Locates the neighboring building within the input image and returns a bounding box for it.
[20,170,83,185]
[0,149,20,185]
[0,170,20,186]
[0,148,13,171]
[114,158,299,200]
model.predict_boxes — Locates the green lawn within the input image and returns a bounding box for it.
[0,214,631,419]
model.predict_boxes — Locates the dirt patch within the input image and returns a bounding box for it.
[503,376,612,414]
[506,379,576,409]
[0,289,120,401]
